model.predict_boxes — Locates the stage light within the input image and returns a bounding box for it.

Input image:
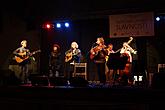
[46,24,51,29]
[56,23,61,28]
[156,17,160,21]
[42,23,54,29]
[64,22,69,28]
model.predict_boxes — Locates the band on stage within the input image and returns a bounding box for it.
[12,37,137,85]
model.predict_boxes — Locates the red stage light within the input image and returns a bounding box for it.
[42,23,54,29]
[46,24,51,29]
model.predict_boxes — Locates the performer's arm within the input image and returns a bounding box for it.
[13,48,20,56]
[26,49,30,56]
[124,43,137,54]
[77,49,81,57]
[65,49,72,55]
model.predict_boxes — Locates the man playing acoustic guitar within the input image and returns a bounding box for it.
[13,40,40,84]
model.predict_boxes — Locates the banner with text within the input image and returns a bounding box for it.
[109,12,154,38]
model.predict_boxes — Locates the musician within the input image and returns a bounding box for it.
[119,41,137,85]
[49,44,62,77]
[13,40,31,84]
[90,37,107,84]
[64,41,82,80]
[105,43,115,84]
[106,43,115,58]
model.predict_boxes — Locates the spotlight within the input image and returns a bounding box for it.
[46,24,51,29]
[64,22,69,28]
[42,23,54,29]
[56,23,61,28]
[156,17,160,21]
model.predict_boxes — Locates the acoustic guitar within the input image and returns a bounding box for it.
[65,52,72,62]
[15,50,41,63]
[90,45,106,60]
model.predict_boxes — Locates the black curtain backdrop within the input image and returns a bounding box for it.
[39,18,149,81]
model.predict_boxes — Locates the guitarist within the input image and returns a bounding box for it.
[64,41,82,80]
[13,40,31,84]
[90,37,107,84]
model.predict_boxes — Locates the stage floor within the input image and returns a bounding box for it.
[0,82,165,110]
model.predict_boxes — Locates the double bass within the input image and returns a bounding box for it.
[106,37,134,70]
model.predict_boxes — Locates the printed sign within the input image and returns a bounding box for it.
[109,12,154,38]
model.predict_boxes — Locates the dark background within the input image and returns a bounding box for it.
[0,1,165,110]
[0,0,165,80]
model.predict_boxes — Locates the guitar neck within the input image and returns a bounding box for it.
[30,50,41,56]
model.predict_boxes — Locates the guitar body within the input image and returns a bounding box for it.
[90,53,95,60]
[89,47,98,60]
[90,45,106,60]
[15,50,41,63]
[15,56,29,63]
[65,52,72,62]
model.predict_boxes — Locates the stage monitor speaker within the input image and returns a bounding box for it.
[151,72,165,89]
[69,77,89,87]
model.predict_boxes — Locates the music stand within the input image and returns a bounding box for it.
[107,52,128,70]
[106,52,128,85]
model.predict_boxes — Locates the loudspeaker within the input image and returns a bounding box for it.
[49,77,67,86]
[29,74,49,86]
[69,77,89,87]
[152,72,165,89]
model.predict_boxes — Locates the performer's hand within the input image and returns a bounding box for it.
[32,57,35,61]
[92,52,95,55]
[134,51,137,54]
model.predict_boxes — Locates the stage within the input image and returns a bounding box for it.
[0,81,165,110]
